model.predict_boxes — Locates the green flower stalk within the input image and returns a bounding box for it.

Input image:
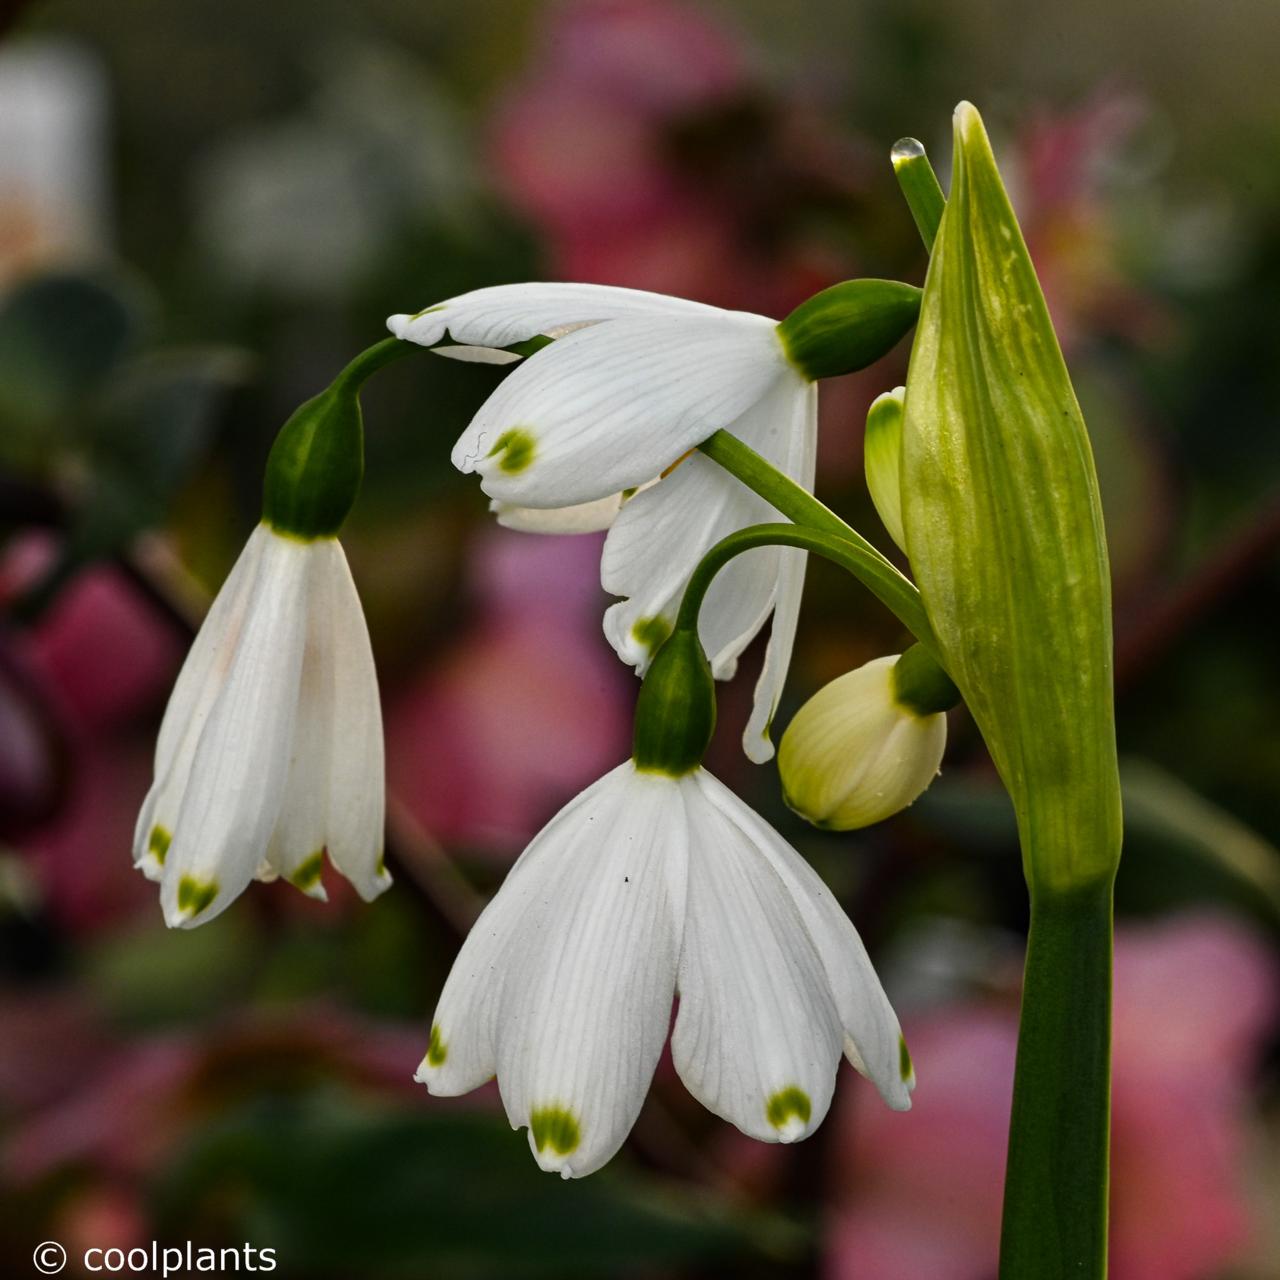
[900,105,1122,1277]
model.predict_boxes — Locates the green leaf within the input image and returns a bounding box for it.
[0,270,155,457]
[901,103,1122,894]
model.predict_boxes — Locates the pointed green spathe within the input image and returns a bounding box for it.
[901,103,1122,896]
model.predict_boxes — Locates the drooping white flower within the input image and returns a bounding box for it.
[778,652,949,830]
[133,524,389,928]
[387,283,817,763]
[416,759,914,1179]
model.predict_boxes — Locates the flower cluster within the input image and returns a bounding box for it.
[137,218,947,1175]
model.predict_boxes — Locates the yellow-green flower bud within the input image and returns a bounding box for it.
[864,386,906,551]
[778,279,921,381]
[631,629,716,777]
[901,103,1122,893]
[778,651,951,831]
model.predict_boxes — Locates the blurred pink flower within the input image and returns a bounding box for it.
[1010,96,1169,353]
[1,533,184,926]
[386,529,629,854]
[828,915,1279,1280]
[491,0,857,316]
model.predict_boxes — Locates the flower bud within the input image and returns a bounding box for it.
[778,279,921,381]
[778,651,952,830]
[864,386,906,551]
[632,629,716,777]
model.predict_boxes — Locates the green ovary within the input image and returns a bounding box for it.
[531,1106,581,1156]
[427,1025,447,1067]
[489,428,536,474]
[177,875,218,917]
[766,1086,812,1132]
[148,825,171,866]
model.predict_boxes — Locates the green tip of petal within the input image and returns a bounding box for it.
[427,1024,448,1067]
[488,427,536,474]
[289,849,326,893]
[409,304,446,321]
[530,1106,581,1156]
[766,1086,812,1136]
[176,875,218,919]
[631,614,673,658]
[148,825,171,867]
[899,1034,914,1083]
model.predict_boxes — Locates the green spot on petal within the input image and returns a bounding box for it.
[631,614,672,658]
[530,1105,581,1156]
[409,304,445,321]
[766,1086,812,1133]
[488,428,536,474]
[148,825,171,867]
[177,875,218,918]
[899,1034,914,1082]
[427,1025,447,1067]
[290,849,325,892]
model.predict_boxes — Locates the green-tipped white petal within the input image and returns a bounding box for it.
[448,311,787,509]
[159,529,310,928]
[387,281,725,351]
[742,381,818,763]
[864,387,906,551]
[694,770,913,1110]
[132,526,268,881]
[601,376,813,727]
[420,764,685,1179]
[778,655,946,830]
[673,771,844,1144]
[262,540,388,902]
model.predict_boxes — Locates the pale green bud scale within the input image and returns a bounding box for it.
[864,387,907,551]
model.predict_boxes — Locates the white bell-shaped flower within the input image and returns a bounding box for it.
[387,284,817,763]
[416,759,913,1179]
[133,524,388,928]
[778,652,949,831]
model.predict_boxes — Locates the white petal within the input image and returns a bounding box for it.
[743,382,819,763]
[492,492,626,535]
[493,763,685,1178]
[132,526,268,878]
[416,771,624,1100]
[159,531,311,928]
[600,374,808,679]
[672,770,844,1143]
[431,344,523,366]
[694,769,913,1110]
[316,540,390,902]
[387,282,732,350]
[451,313,787,509]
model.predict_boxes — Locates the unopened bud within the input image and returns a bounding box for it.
[778,650,953,830]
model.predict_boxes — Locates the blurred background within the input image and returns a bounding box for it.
[1,0,1278,1276]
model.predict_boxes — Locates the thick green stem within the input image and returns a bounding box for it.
[890,129,1117,1277]
[333,335,419,390]
[1000,878,1114,1279]
[675,522,936,651]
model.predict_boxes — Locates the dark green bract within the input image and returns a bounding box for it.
[891,643,960,716]
[631,629,716,777]
[261,336,414,540]
[778,278,921,381]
